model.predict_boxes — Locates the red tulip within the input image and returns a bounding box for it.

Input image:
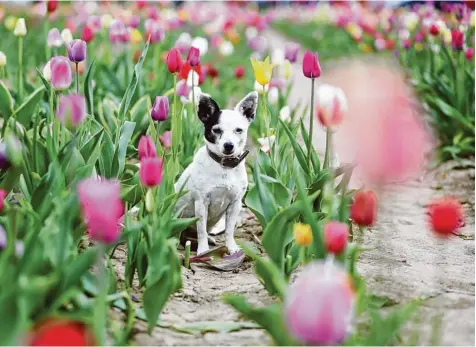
[235,66,245,79]
[27,319,95,346]
[350,190,377,226]
[187,46,200,67]
[140,157,163,187]
[138,136,157,160]
[427,197,464,237]
[47,0,58,14]
[324,221,348,255]
[465,47,474,61]
[429,24,439,36]
[204,63,219,78]
[166,48,183,74]
[302,51,321,79]
[81,26,94,43]
[451,29,465,50]
[0,189,6,211]
[179,63,203,84]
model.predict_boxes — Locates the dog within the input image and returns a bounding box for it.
[175,91,258,255]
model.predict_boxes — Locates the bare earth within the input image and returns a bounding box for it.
[110,29,475,346]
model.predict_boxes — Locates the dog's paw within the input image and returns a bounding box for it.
[226,241,241,254]
[197,243,210,256]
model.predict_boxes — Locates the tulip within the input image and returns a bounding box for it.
[4,16,17,32]
[77,178,123,243]
[140,157,163,187]
[350,190,378,227]
[101,14,113,29]
[160,131,172,148]
[429,23,440,36]
[13,18,27,37]
[316,84,347,129]
[42,60,51,81]
[283,59,292,79]
[268,87,279,104]
[146,24,164,44]
[60,29,73,43]
[0,189,6,211]
[47,28,63,48]
[465,47,474,60]
[0,52,6,68]
[271,48,285,66]
[191,37,208,56]
[151,96,169,121]
[284,42,300,63]
[451,29,465,50]
[129,15,141,29]
[285,261,354,345]
[138,136,157,160]
[279,105,291,122]
[50,56,72,91]
[235,66,245,79]
[109,20,128,44]
[47,0,58,14]
[302,51,321,78]
[293,223,312,247]
[81,26,94,43]
[257,134,275,153]
[66,39,87,63]
[324,221,348,254]
[176,79,189,97]
[250,56,273,86]
[167,48,183,73]
[27,319,96,346]
[219,41,234,56]
[57,94,86,128]
[187,46,200,67]
[130,29,143,45]
[427,197,464,237]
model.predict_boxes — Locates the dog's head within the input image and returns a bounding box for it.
[197,91,258,157]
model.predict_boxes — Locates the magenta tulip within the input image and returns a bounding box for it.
[151,96,169,121]
[66,39,87,63]
[451,29,465,50]
[302,51,321,79]
[50,56,72,91]
[57,94,86,128]
[187,46,200,67]
[138,135,157,160]
[140,157,163,187]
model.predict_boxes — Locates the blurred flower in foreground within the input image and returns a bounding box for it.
[331,60,431,186]
[50,56,72,90]
[302,51,321,78]
[293,223,312,247]
[285,261,354,345]
[78,178,123,243]
[0,189,6,211]
[47,28,62,48]
[427,196,464,237]
[27,318,95,346]
[57,94,86,128]
[138,135,157,160]
[315,84,347,129]
[324,221,348,255]
[250,56,273,86]
[350,190,378,227]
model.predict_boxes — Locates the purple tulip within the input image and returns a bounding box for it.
[151,96,169,122]
[47,28,62,48]
[50,56,72,91]
[285,261,354,345]
[187,46,200,67]
[57,94,86,128]
[66,39,87,63]
[284,42,300,63]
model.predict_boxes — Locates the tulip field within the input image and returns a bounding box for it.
[0,1,474,346]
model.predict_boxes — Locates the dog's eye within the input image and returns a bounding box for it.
[234,128,243,134]
[212,128,222,135]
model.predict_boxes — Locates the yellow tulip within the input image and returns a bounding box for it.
[130,29,143,45]
[283,59,292,80]
[5,16,17,32]
[293,223,313,247]
[414,43,424,52]
[250,56,273,86]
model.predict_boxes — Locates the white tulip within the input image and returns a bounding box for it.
[13,18,27,37]
[43,60,51,81]
[257,135,276,153]
[316,84,348,112]
[219,41,234,56]
[192,36,208,56]
[178,32,192,45]
[61,28,73,43]
[101,14,113,29]
[245,27,258,40]
[279,106,291,122]
[271,48,285,66]
[186,70,200,88]
[268,87,279,105]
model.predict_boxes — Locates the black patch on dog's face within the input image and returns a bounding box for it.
[198,95,221,144]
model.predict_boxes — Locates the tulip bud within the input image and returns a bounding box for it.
[0,52,6,68]
[145,189,155,213]
[151,96,169,121]
[235,66,245,79]
[66,39,87,63]
[50,56,72,90]
[81,26,94,43]
[302,50,321,79]
[187,46,200,67]
[268,87,279,105]
[350,190,378,227]
[279,105,291,122]
[43,60,52,81]
[4,16,17,32]
[13,18,27,37]
[166,48,183,74]
[138,135,157,160]
[47,0,58,14]
[284,42,300,63]
[140,157,163,187]
[429,23,439,36]
[61,28,73,43]
[427,197,464,237]
[293,223,312,247]
[219,41,234,56]
[0,189,6,211]
[47,28,62,48]
[451,29,465,50]
[130,28,143,45]
[324,221,348,255]
[57,94,86,128]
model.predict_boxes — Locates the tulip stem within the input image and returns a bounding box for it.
[75,62,79,94]
[172,73,178,159]
[18,37,23,101]
[323,128,332,170]
[47,89,55,157]
[94,245,108,345]
[307,78,315,171]
[32,112,39,173]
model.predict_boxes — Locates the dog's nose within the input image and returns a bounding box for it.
[223,142,234,154]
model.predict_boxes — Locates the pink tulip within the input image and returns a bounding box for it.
[109,19,128,44]
[187,46,200,67]
[129,15,141,28]
[160,131,172,148]
[284,42,300,63]
[285,261,354,345]
[176,80,189,97]
[465,47,474,61]
[138,135,157,160]
[57,94,86,128]
[77,178,124,243]
[47,28,62,48]
[151,96,169,121]
[140,157,163,187]
[324,221,348,255]
[50,56,72,91]
[302,51,321,78]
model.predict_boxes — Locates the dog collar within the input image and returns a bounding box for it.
[206,148,249,168]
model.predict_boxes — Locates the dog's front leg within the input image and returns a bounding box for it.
[225,200,241,253]
[194,200,209,255]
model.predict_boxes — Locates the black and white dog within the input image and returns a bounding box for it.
[175,91,258,255]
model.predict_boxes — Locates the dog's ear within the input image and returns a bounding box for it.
[235,91,258,122]
[197,93,220,124]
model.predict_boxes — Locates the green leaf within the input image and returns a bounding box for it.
[61,247,99,291]
[84,60,96,115]
[143,270,172,334]
[12,86,45,127]
[0,80,14,121]
[172,321,261,335]
[112,121,136,177]
[278,118,310,175]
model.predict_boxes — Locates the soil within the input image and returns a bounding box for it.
[109,28,475,346]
